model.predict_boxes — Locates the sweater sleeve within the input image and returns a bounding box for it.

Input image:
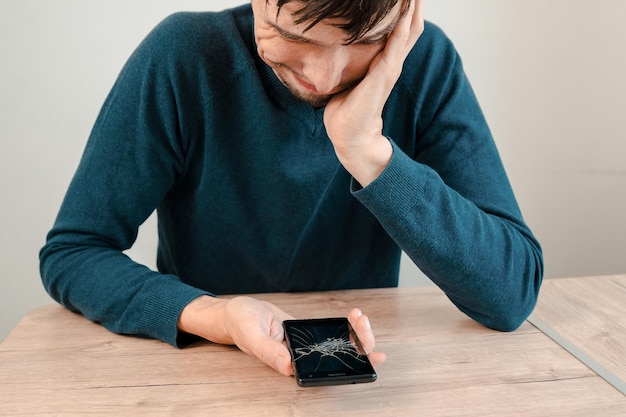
[352,24,543,331]
[39,14,210,347]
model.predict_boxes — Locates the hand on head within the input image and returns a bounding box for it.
[324,0,425,187]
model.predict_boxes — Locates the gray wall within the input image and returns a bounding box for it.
[1,0,625,341]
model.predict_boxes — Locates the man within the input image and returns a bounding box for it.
[40,0,543,377]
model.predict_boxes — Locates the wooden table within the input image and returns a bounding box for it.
[1,284,625,416]
[530,274,626,395]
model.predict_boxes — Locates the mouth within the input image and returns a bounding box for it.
[263,58,336,107]
[292,72,318,92]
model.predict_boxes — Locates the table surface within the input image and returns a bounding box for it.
[1,282,625,416]
[531,274,626,390]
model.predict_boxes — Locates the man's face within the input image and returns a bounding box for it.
[251,0,402,108]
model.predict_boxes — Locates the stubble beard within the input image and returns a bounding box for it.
[272,66,333,108]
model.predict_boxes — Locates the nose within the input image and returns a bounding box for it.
[301,47,348,94]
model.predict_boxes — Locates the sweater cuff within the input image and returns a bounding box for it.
[138,276,213,348]
[351,139,428,217]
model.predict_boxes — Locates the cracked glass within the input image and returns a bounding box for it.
[283,318,377,386]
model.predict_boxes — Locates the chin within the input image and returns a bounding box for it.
[295,92,332,108]
[269,64,332,107]
[281,76,333,108]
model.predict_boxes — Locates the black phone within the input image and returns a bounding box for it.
[282,317,377,387]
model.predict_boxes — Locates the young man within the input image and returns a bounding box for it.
[40,0,543,376]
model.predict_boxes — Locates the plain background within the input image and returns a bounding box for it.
[1,0,625,342]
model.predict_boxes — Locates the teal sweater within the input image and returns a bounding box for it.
[40,5,543,347]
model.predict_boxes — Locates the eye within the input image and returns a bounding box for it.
[355,35,389,46]
[274,26,312,44]
[279,31,301,42]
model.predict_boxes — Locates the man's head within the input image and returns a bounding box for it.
[252,0,411,107]
[270,0,411,44]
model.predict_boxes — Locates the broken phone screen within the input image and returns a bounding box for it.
[283,317,377,386]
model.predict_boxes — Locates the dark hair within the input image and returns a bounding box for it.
[270,0,411,44]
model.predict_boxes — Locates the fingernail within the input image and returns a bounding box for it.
[365,317,371,330]
[356,309,363,317]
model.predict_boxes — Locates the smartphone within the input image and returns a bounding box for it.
[282,317,377,387]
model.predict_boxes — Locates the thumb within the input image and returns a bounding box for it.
[255,335,294,376]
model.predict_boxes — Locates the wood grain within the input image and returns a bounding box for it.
[1,286,625,416]
[532,274,626,384]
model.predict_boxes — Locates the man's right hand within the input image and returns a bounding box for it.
[178,295,295,376]
[178,295,387,376]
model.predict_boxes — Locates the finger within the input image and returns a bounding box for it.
[368,351,388,367]
[356,0,423,106]
[384,0,424,67]
[348,309,387,367]
[347,308,376,354]
[256,335,294,376]
[410,0,425,45]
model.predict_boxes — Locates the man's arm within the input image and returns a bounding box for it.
[324,0,542,331]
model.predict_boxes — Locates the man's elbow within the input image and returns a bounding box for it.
[484,309,531,332]
[480,291,540,332]
[453,285,541,332]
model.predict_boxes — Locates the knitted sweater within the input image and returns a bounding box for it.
[40,4,543,347]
